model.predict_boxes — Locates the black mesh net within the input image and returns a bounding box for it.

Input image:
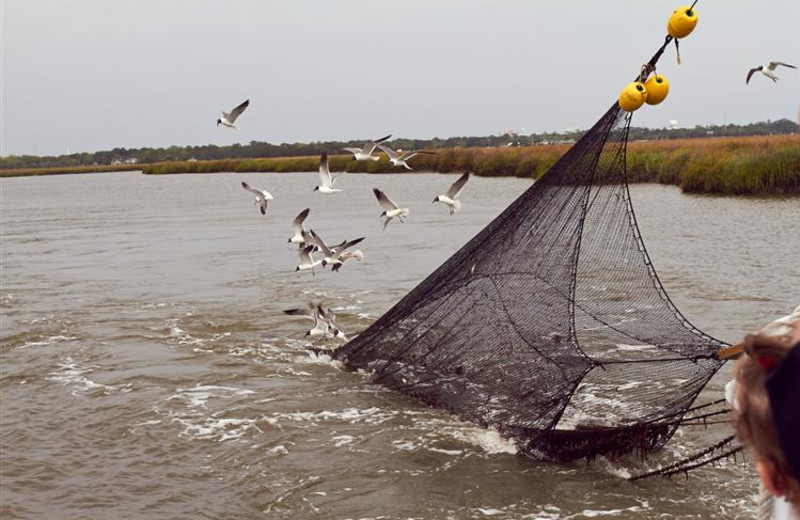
[334,101,725,462]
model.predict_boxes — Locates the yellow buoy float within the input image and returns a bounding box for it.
[644,74,669,105]
[618,82,648,112]
[667,5,698,39]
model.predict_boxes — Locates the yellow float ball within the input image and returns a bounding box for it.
[644,75,670,105]
[619,82,648,112]
[667,5,698,39]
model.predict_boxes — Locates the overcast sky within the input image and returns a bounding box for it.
[1,0,798,157]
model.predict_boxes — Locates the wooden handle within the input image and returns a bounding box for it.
[717,343,744,360]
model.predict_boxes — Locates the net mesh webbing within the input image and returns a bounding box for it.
[334,102,726,461]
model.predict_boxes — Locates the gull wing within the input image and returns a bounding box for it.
[227,99,250,123]
[768,61,797,70]
[373,188,399,211]
[292,208,310,234]
[363,134,392,156]
[746,67,760,84]
[399,150,436,161]
[309,229,333,257]
[298,245,315,265]
[283,303,316,319]
[342,147,362,156]
[377,144,399,160]
[334,237,365,257]
[446,172,470,199]
[241,181,263,199]
[318,152,333,187]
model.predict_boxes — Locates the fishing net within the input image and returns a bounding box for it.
[334,36,726,462]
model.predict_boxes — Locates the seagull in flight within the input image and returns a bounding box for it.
[295,245,322,274]
[433,173,470,215]
[283,304,346,340]
[283,304,330,337]
[241,182,273,215]
[217,99,250,128]
[288,208,311,244]
[342,134,392,161]
[373,188,409,230]
[308,230,365,271]
[377,144,436,170]
[314,152,344,194]
[746,62,797,84]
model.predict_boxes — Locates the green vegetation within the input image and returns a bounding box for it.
[3,135,798,196]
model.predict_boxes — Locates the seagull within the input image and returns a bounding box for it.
[308,230,365,270]
[746,62,797,84]
[283,304,330,337]
[288,208,311,244]
[373,188,409,230]
[433,173,470,215]
[217,99,250,128]
[376,144,436,170]
[295,245,322,274]
[314,152,343,194]
[342,134,392,161]
[241,182,273,215]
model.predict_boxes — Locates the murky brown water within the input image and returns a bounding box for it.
[1,171,798,519]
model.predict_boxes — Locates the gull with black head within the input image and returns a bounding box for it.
[746,61,797,84]
[217,99,250,128]
[241,182,273,215]
[433,173,470,215]
[373,188,409,230]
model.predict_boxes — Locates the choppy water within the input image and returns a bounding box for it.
[1,171,798,519]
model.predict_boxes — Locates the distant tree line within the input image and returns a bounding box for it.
[2,119,797,170]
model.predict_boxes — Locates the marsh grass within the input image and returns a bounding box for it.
[4,135,797,195]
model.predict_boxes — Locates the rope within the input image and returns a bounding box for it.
[658,446,744,478]
[628,434,737,481]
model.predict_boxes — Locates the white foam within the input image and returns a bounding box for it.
[19,335,76,349]
[444,426,518,455]
[331,435,355,447]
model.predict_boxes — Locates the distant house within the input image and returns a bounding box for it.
[188,158,198,162]
[111,159,122,165]
[124,158,138,164]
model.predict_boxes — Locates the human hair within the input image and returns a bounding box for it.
[733,333,800,506]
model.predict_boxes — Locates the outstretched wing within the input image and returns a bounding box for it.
[746,67,760,84]
[227,99,250,123]
[363,134,392,156]
[399,150,436,161]
[298,245,315,264]
[318,152,332,187]
[309,229,333,257]
[292,208,310,234]
[446,172,470,199]
[241,181,262,198]
[768,61,797,70]
[283,303,316,319]
[377,143,398,160]
[373,188,398,211]
[342,147,362,156]
[335,237,365,257]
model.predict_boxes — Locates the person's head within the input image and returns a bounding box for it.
[734,329,800,507]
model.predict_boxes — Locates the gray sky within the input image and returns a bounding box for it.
[2,0,798,157]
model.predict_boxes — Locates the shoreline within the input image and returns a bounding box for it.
[2,134,798,196]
